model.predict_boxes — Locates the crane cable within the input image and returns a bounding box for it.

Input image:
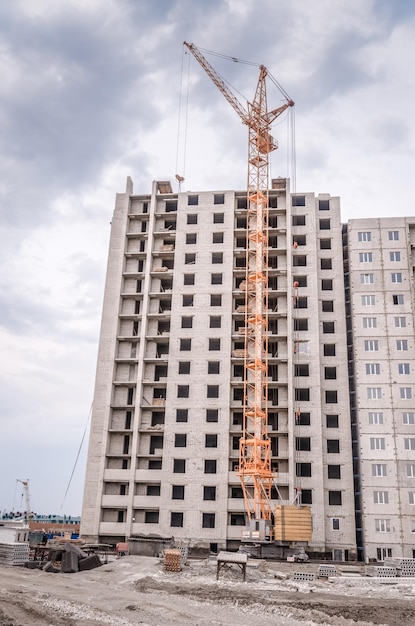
[175,48,190,187]
[60,402,93,511]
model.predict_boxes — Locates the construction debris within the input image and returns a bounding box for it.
[30,543,102,574]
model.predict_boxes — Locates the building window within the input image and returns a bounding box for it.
[360,273,374,284]
[397,340,408,351]
[372,464,387,477]
[295,363,310,376]
[184,273,195,286]
[328,465,341,479]
[321,278,333,290]
[296,437,311,451]
[326,390,338,404]
[292,195,306,206]
[324,367,337,380]
[369,412,383,425]
[213,213,224,223]
[358,231,371,242]
[329,491,342,505]
[407,465,415,477]
[367,387,382,400]
[175,434,187,447]
[322,322,335,334]
[395,316,406,328]
[294,296,308,309]
[293,234,306,246]
[173,459,186,473]
[296,463,312,477]
[187,213,197,224]
[205,434,218,448]
[182,294,194,307]
[327,439,340,453]
[297,412,310,425]
[202,512,216,528]
[370,437,385,450]
[181,316,193,329]
[209,316,222,329]
[332,518,340,530]
[375,519,390,533]
[208,361,220,375]
[209,338,221,351]
[403,412,415,425]
[177,385,190,399]
[323,344,336,357]
[203,486,216,501]
[319,199,330,210]
[204,459,217,474]
[404,438,415,451]
[373,491,389,504]
[326,414,339,428]
[171,512,184,527]
[214,193,224,204]
[295,388,310,401]
[388,230,399,241]
[186,233,197,244]
[393,294,404,305]
[211,273,223,285]
[359,252,373,262]
[178,362,190,375]
[401,388,413,400]
[212,232,224,244]
[391,272,403,283]
[293,255,307,267]
[180,338,191,351]
[188,195,198,205]
[144,511,159,523]
[292,215,306,226]
[320,258,333,270]
[185,253,196,265]
[319,219,331,230]
[390,251,401,261]
[409,492,415,505]
[364,340,379,351]
[172,485,185,500]
[210,294,222,306]
[212,252,223,264]
[176,409,188,422]
[322,300,334,312]
[293,318,308,332]
[362,295,376,306]
[363,317,377,329]
[366,363,380,375]
[319,238,332,250]
[207,385,219,398]
[206,409,218,422]
[293,275,307,287]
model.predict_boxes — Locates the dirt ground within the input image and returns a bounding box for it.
[0,555,414,626]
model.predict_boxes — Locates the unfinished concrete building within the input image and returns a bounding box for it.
[81,177,358,560]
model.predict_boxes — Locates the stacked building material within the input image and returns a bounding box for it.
[384,558,415,577]
[365,565,397,578]
[0,542,30,566]
[163,549,182,572]
[317,564,337,578]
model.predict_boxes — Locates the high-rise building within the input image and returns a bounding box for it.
[346,217,415,561]
[81,177,359,560]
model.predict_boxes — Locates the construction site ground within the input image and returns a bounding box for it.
[1,555,415,626]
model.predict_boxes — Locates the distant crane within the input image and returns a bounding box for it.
[17,479,31,525]
[184,43,294,530]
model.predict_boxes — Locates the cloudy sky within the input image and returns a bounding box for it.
[1,0,414,517]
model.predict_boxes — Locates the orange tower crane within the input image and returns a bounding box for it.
[184,43,294,527]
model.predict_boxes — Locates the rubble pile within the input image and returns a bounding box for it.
[27,543,102,573]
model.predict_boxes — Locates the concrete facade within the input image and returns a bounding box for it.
[346,218,415,560]
[81,178,357,559]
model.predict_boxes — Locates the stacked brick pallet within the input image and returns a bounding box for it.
[365,566,397,577]
[163,549,182,572]
[317,565,337,578]
[0,542,30,566]
[292,572,315,582]
[385,557,415,577]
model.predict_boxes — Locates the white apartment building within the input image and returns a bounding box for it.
[81,177,357,560]
[347,218,415,561]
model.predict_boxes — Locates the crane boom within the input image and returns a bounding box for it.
[184,42,294,530]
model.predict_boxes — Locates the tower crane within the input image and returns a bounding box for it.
[17,479,31,525]
[184,43,294,535]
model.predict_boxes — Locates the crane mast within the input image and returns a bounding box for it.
[184,43,293,529]
[17,479,31,525]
